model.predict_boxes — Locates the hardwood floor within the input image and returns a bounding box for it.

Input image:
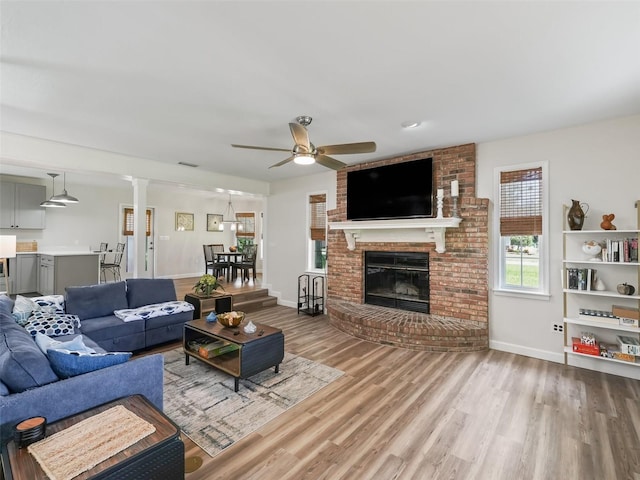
[166,278,640,480]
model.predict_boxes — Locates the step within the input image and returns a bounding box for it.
[231,288,278,313]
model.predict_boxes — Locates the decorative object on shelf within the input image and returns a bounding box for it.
[206,214,223,232]
[616,282,636,295]
[436,188,444,219]
[582,240,602,261]
[600,213,617,230]
[243,319,257,334]
[217,311,245,327]
[229,245,237,252]
[193,274,225,297]
[175,212,194,231]
[451,179,460,218]
[567,199,588,231]
[594,278,606,291]
[206,311,218,323]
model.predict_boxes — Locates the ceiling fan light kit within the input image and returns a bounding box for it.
[232,115,377,171]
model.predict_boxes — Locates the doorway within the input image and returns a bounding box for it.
[122,207,155,278]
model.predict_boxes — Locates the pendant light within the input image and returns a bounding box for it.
[40,173,66,208]
[219,196,242,232]
[50,172,79,203]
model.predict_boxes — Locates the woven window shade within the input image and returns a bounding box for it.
[500,167,543,236]
[236,212,255,238]
[310,194,326,241]
[123,208,151,236]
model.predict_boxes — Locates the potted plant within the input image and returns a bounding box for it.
[193,274,225,297]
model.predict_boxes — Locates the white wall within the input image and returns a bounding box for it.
[476,114,640,362]
[264,171,336,307]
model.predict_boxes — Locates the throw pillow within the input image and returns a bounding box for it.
[47,349,131,379]
[12,295,37,324]
[114,301,195,322]
[34,333,96,355]
[31,295,65,314]
[24,312,79,338]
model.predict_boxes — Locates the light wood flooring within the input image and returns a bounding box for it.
[164,277,640,480]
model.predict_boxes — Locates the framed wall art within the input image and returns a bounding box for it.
[175,212,194,231]
[207,214,223,232]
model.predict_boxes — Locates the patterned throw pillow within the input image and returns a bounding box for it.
[31,295,65,313]
[24,312,80,338]
[114,300,194,322]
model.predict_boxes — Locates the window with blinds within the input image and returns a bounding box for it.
[123,208,151,236]
[309,194,326,241]
[236,212,255,238]
[499,167,542,236]
[496,163,548,295]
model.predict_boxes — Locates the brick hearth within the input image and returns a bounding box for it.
[328,301,488,352]
[327,143,490,352]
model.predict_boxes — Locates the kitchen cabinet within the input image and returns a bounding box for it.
[38,254,100,295]
[0,182,46,229]
[15,254,38,294]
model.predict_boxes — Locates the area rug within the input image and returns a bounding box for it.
[162,348,343,458]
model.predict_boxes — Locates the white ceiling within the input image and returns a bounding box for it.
[1,1,639,187]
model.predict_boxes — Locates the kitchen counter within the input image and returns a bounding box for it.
[16,250,101,256]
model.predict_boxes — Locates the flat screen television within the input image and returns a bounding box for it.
[346,158,433,220]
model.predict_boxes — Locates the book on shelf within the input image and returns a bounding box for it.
[571,337,600,356]
[603,237,638,262]
[567,268,596,291]
[612,304,640,321]
[198,340,239,359]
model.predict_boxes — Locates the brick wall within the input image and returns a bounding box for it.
[327,143,489,347]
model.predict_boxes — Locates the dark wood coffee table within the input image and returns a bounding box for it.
[1,395,184,480]
[183,318,285,392]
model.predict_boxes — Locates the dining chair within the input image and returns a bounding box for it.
[203,245,215,275]
[101,242,125,282]
[232,244,257,282]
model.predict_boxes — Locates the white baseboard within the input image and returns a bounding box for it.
[490,340,564,364]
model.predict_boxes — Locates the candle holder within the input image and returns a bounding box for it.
[436,194,444,219]
[451,196,459,218]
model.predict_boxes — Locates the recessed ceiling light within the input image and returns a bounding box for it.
[401,121,421,129]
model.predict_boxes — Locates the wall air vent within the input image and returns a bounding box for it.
[178,161,199,168]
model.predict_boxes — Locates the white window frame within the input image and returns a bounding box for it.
[307,191,327,274]
[493,161,550,299]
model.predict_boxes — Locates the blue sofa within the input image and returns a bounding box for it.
[66,279,194,351]
[0,279,192,444]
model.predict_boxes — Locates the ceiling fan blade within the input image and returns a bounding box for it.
[232,144,291,153]
[269,156,295,169]
[289,123,311,150]
[317,141,377,155]
[315,154,347,170]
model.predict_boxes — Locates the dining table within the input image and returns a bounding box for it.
[215,251,244,281]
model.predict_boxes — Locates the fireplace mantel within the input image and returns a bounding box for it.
[329,217,462,253]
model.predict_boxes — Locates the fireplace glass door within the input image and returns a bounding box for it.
[364,251,429,313]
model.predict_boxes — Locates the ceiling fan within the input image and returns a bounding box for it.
[231,116,376,170]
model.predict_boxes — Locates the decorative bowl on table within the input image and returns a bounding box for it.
[217,311,245,327]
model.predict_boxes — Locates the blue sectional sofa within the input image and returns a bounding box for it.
[0,278,194,444]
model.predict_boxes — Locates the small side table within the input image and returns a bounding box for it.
[1,395,184,480]
[184,293,233,320]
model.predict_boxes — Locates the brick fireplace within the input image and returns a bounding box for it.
[326,143,489,352]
